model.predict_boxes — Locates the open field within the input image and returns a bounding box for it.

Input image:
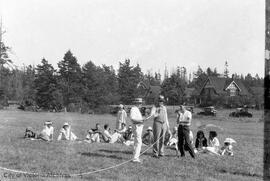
[0,109,264,181]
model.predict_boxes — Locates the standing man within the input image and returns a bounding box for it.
[149,95,170,158]
[116,104,127,130]
[177,105,195,158]
[130,98,146,163]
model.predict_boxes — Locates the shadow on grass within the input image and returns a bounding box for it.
[216,168,263,178]
[80,152,125,160]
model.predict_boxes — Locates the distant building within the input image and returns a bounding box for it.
[196,76,251,106]
[137,81,161,104]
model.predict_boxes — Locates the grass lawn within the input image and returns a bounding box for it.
[0,108,263,181]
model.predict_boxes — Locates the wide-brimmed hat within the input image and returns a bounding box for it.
[198,124,223,132]
[134,98,143,104]
[224,138,236,144]
[63,122,69,127]
[44,121,52,125]
[147,126,152,131]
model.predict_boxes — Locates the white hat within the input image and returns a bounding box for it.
[128,125,132,129]
[224,138,236,144]
[44,121,52,125]
[63,122,69,127]
[147,126,152,131]
[119,104,124,108]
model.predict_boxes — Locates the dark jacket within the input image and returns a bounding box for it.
[195,137,208,149]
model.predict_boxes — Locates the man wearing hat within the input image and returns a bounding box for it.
[130,98,147,162]
[38,121,54,141]
[148,95,170,158]
[116,104,127,130]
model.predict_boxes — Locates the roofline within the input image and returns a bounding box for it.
[199,77,218,95]
[224,80,242,92]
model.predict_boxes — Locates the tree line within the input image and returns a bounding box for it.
[0,48,264,112]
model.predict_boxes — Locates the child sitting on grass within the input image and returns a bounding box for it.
[142,126,154,145]
[194,130,207,153]
[219,138,235,156]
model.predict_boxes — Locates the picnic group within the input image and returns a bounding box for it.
[24,95,236,163]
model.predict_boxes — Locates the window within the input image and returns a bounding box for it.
[228,84,238,96]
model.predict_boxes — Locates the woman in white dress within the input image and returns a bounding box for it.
[116,104,127,130]
[38,121,54,141]
[57,122,77,141]
[203,131,220,155]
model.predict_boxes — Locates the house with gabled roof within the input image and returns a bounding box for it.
[137,81,161,104]
[197,76,252,106]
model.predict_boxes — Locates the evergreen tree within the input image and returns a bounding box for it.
[161,73,186,105]
[118,59,143,104]
[82,62,119,109]
[192,66,207,90]
[57,50,82,106]
[224,61,229,78]
[35,58,61,110]
[21,65,35,104]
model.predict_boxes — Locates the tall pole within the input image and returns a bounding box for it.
[0,16,2,64]
[0,17,2,89]
[265,0,270,179]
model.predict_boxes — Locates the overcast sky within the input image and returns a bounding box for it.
[1,0,265,78]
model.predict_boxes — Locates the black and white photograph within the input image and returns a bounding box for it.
[0,0,266,180]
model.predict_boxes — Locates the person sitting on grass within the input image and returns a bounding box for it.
[194,130,208,153]
[38,121,54,141]
[168,126,178,149]
[110,123,127,143]
[24,127,37,139]
[122,125,134,146]
[85,123,102,143]
[57,122,78,141]
[202,131,220,155]
[219,138,235,156]
[103,124,122,143]
[142,126,154,145]
[115,123,127,134]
